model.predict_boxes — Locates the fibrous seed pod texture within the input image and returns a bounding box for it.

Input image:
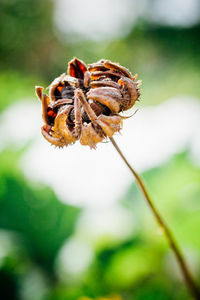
[35,58,141,148]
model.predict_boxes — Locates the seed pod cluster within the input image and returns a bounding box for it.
[35,58,141,148]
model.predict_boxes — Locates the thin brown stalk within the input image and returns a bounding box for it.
[110,137,200,300]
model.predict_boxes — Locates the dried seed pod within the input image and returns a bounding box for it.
[35,58,141,149]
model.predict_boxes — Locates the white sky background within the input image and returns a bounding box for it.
[148,0,200,27]
[54,0,200,41]
[0,97,200,208]
[54,0,146,41]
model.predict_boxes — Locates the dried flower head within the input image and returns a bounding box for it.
[35,58,141,148]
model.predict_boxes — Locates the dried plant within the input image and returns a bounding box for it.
[35,58,140,148]
[35,58,200,299]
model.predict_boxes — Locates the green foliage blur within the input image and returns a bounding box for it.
[0,0,200,299]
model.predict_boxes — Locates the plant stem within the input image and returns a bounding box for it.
[110,137,200,300]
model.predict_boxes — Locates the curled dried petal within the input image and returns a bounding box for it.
[87,87,121,113]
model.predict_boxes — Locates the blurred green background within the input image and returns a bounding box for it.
[0,0,200,299]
